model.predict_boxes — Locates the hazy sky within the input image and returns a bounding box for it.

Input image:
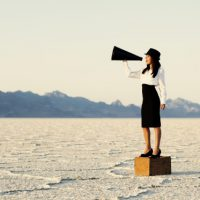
[0,0,199,106]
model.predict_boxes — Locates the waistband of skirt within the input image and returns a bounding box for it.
[142,83,156,87]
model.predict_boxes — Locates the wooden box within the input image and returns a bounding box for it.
[134,156,171,176]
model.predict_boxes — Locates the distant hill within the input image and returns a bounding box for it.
[0,90,199,117]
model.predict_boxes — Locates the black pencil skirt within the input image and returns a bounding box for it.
[141,83,161,128]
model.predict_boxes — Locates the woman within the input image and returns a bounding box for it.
[123,48,167,158]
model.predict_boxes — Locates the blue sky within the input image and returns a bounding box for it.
[0,0,199,106]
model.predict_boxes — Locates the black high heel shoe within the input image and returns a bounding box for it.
[150,149,161,158]
[140,148,153,157]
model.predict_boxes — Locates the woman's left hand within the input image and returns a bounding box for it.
[160,104,166,110]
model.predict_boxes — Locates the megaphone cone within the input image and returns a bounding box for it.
[111,46,143,61]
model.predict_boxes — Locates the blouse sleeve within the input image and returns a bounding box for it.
[158,67,167,104]
[123,61,142,79]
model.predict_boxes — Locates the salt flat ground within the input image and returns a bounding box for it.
[0,118,199,200]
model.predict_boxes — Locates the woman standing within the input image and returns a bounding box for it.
[123,48,167,158]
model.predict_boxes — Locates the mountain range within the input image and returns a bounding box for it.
[0,90,199,117]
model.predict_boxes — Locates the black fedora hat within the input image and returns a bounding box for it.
[144,48,161,60]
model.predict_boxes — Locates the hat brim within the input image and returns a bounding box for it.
[144,53,160,60]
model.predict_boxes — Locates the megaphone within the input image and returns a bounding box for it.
[111,46,143,61]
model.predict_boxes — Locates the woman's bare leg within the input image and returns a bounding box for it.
[142,127,151,153]
[153,127,161,154]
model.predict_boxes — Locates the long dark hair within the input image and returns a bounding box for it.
[142,56,161,78]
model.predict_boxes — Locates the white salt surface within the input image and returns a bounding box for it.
[0,118,200,199]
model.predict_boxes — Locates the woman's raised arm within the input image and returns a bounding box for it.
[123,60,142,79]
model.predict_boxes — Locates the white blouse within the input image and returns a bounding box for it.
[124,61,167,104]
